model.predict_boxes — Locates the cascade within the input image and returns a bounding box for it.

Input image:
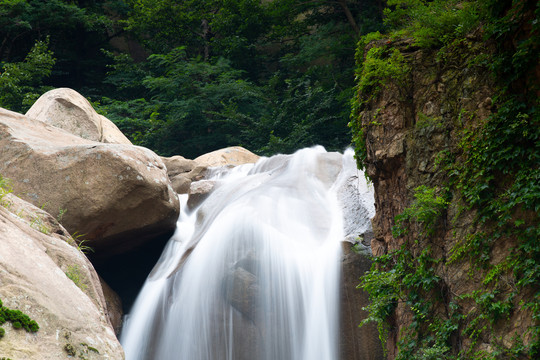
[120,146,374,360]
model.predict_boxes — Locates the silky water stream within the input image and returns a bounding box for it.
[120,147,375,360]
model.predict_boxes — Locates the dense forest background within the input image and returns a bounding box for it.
[0,0,385,158]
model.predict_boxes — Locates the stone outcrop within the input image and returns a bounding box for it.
[0,193,124,359]
[161,146,258,196]
[193,146,259,167]
[340,242,384,360]
[161,155,201,194]
[0,107,179,258]
[26,88,132,145]
[357,33,536,356]
[99,277,124,336]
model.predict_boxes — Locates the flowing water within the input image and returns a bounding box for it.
[120,146,374,360]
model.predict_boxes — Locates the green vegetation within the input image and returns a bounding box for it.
[353,0,539,358]
[0,174,12,205]
[0,38,55,112]
[0,298,40,338]
[64,343,76,356]
[359,186,451,358]
[350,31,410,167]
[65,264,88,291]
[0,0,386,158]
[65,232,94,255]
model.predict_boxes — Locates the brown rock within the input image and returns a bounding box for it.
[161,155,197,177]
[170,174,192,194]
[0,107,179,257]
[0,193,124,359]
[194,146,259,167]
[185,165,208,181]
[340,242,384,360]
[187,180,216,209]
[26,88,132,145]
[99,276,123,336]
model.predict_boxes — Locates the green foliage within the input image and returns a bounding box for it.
[0,174,12,205]
[354,0,539,358]
[0,0,118,92]
[360,245,456,359]
[99,48,271,157]
[349,35,409,168]
[358,252,399,352]
[0,298,39,335]
[65,264,88,291]
[445,2,540,356]
[0,327,4,338]
[64,343,76,356]
[0,38,55,112]
[384,0,480,48]
[393,185,449,237]
[29,215,51,235]
[260,75,353,155]
[360,185,451,358]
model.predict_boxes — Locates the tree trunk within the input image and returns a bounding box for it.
[337,0,361,36]
[201,18,210,61]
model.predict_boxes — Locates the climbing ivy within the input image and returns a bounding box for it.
[354,0,539,358]
[349,32,410,169]
[359,186,453,359]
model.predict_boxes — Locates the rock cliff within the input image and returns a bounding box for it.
[353,21,538,360]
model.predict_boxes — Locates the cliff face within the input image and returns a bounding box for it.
[356,27,538,358]
[364,35,495,259]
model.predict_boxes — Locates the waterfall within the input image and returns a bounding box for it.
[120,146,375,360]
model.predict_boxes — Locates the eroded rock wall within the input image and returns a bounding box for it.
[358,33,536,357]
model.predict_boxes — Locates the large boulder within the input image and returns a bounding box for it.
[194,146,259,167]
[26,88,132,145]
[0,193,124,359]
[0,107,179,257]
[161,155,199,194]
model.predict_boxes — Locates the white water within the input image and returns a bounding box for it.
[120,146,374,360]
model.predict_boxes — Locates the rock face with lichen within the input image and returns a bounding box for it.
[0,193,124,359]
[356,32,536,358]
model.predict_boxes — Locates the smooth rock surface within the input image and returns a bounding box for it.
[0,193,124,359]
[26,88,132,145]
[0,107,179,257]
[194,146,259,167]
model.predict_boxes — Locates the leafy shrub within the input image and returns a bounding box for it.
[384,0,480,48]
[0,38,55,112]
[392,185,449,237]
[349,36,410,168]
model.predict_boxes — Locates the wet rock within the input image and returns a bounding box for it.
[187,180,216,209]
[224,267,260,321]
[194,146,259,168]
